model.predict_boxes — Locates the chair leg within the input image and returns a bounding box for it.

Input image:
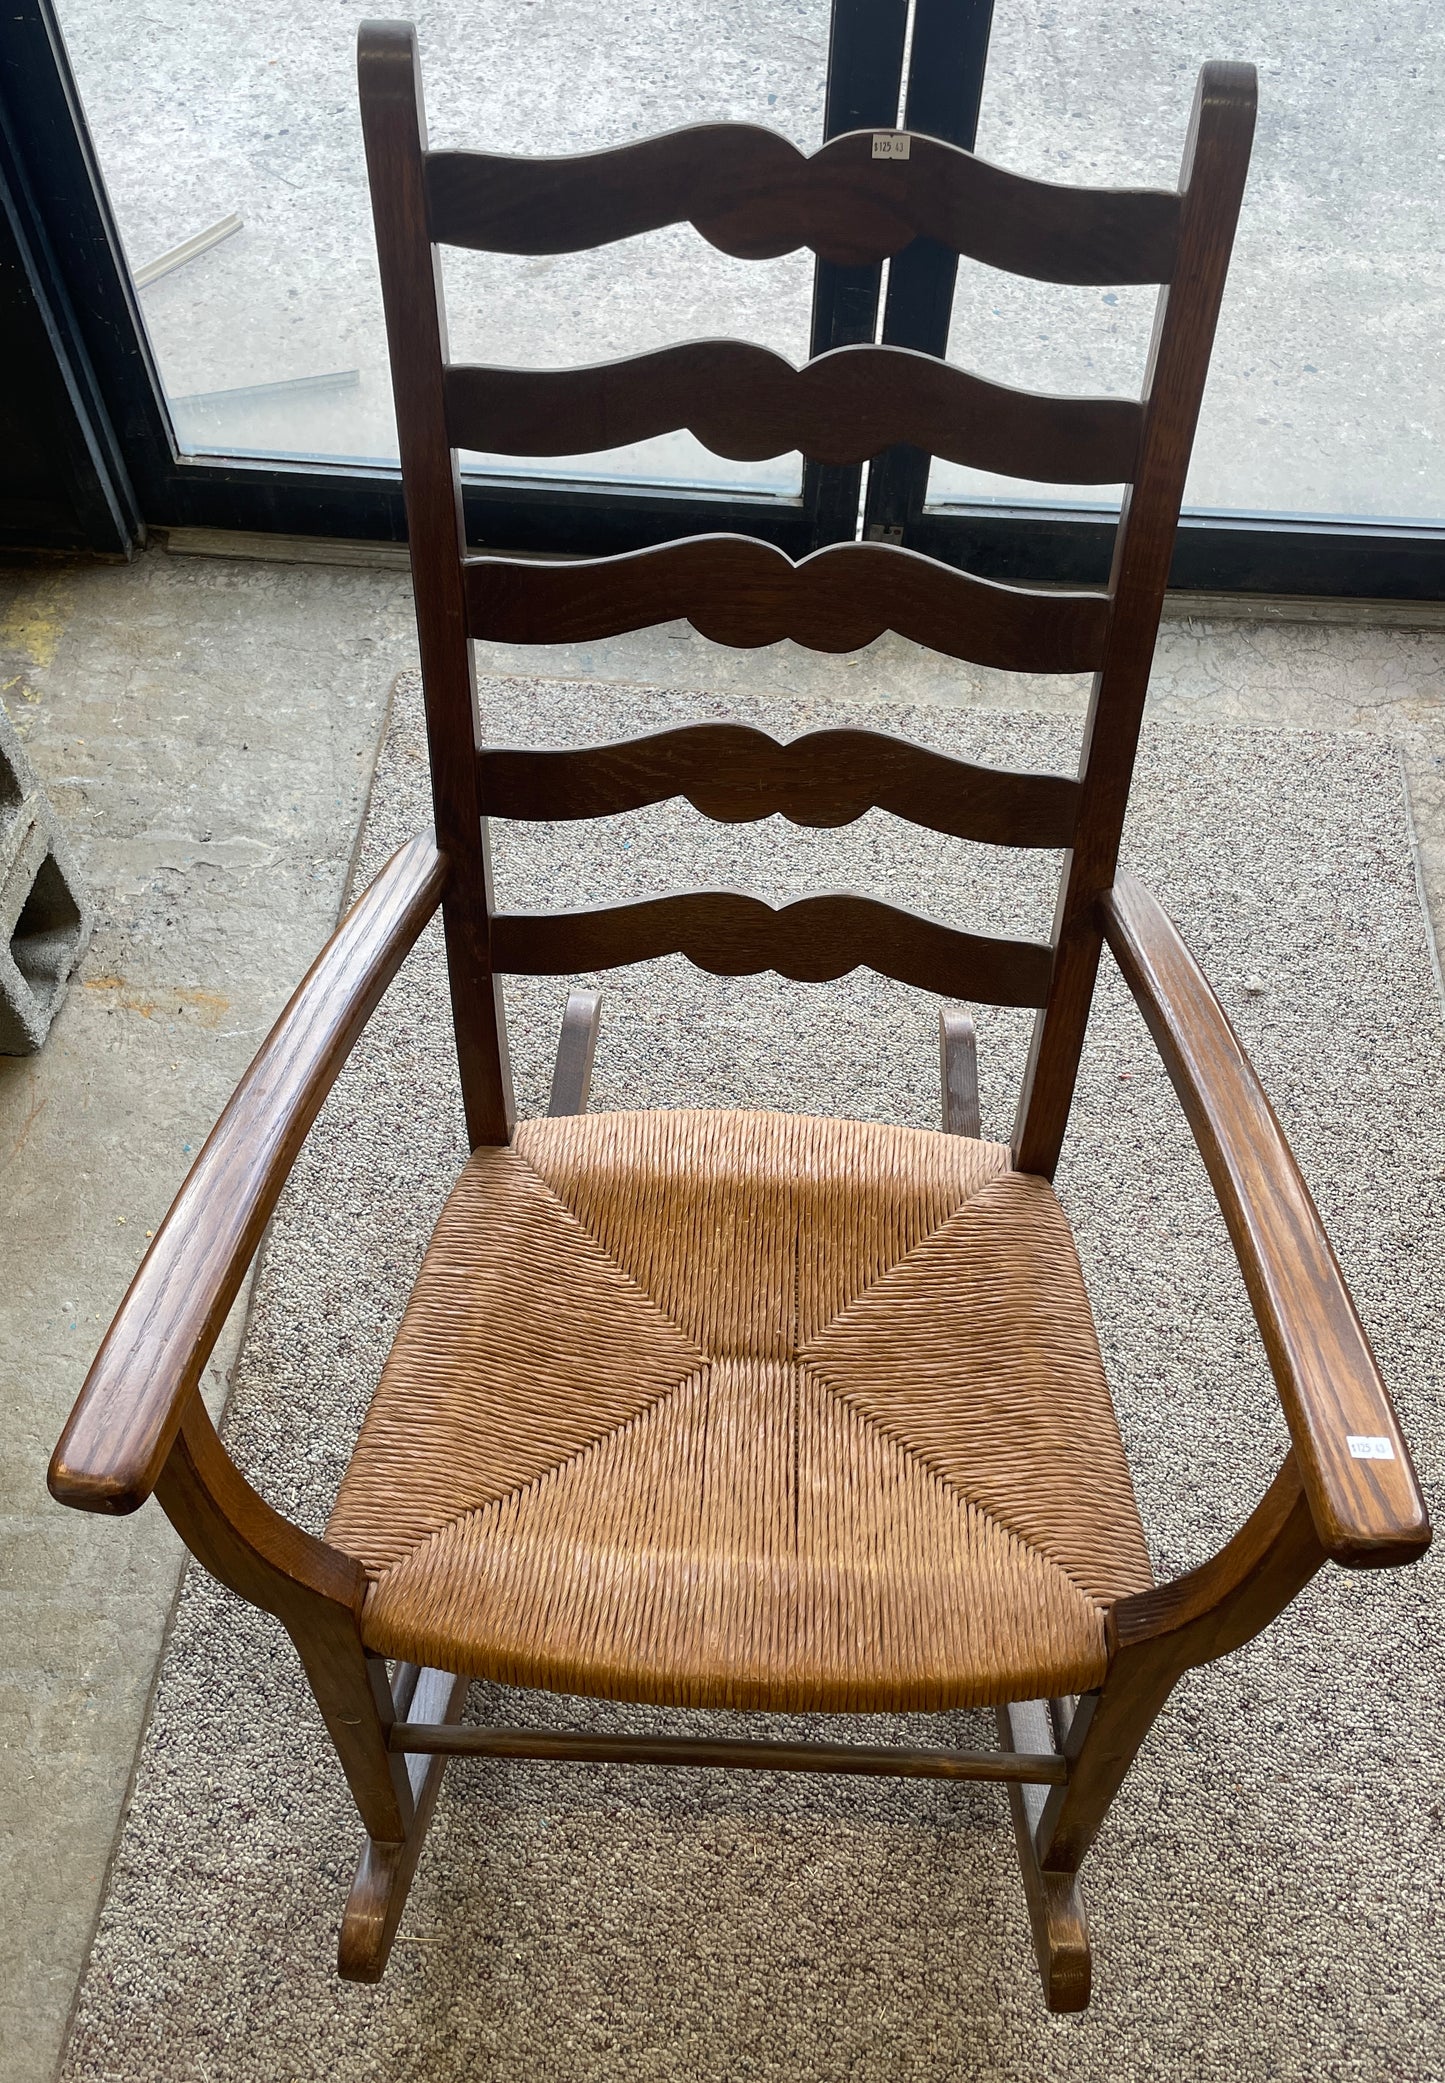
[1034,1654,1180,1881]
[997,1699,1091,2011]
[288,1616,419,1847]
[157,1396,418,1847]
[547,988,603,1116]
[1003,1458,1327,2006]
[999,1670,1177,2010]
[339,1661,469,1981]
[939,1007,981,1138]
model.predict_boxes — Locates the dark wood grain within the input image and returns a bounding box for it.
[479,722,1081,847]
[387,1724,1067,1782]
[157,1395,416,1846]
[490,890,1054,1005]
[339,1661,469,1981]
[1013,63,1258,1176]
[939,1007,982,1137]
[1035,1455,1326,1877]
[359,19,513,1148]
[997,1698,1091,2011]
[1100,870,1431,1568]
[45,41,1381,2013]
[546,988,602,1115]
[464,538,1109,672]
[426,125,1182,283]
[1109,1455,1324,1667]
[444,342,1142,482]
[48,834,446,1516]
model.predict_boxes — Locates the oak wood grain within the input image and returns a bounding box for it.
[359,18,513,1146]
[464,537,1109,672]
[1013,63,1258,1176]
[425,124,1181,283]
[386,1724,1067,1781]
[48,835,447,1516]
[1036,1455,1326,1877]
[1100,871,1430,1568]
[444,341,1142,482]
[490,889,1054,1005]
[44,43,1409,2007]
[939,1007,982,1137]
[478,722,1080,847]
[997,1698,1091,2011]
[339,1661,469,1981]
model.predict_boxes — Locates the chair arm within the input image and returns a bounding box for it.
[1100,870,1430,1569]
[49,834,448,1516]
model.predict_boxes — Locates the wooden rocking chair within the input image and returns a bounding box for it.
[50,23,1430,2010]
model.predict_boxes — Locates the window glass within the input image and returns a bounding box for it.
[927,3,1445,523]
[56,0,831,492]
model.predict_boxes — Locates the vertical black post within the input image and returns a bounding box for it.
[0,7,139,553]
[861,0,993,545]
[801,0,910,550]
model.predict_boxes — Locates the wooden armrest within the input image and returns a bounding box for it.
[49,835,448,1516]
[1100,870,1430,1569]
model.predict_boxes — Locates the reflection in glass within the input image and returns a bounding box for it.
[927,1,1445,524]
[55,0,829,490]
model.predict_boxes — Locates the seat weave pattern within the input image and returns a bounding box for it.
[327,1110,1152,1710]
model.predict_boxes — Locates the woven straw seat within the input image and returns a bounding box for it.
[327,1109,1153,1711]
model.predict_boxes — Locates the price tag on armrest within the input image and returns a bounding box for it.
[1347,1435,1395,1461]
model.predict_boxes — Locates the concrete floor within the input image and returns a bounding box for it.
[3,537,1445,2081]
[0,547,416,2082]
[47,0,1445,517]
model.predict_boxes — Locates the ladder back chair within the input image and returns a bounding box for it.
[51,22,1430,2010]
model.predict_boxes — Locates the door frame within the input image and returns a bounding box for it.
[2,0,1442,598]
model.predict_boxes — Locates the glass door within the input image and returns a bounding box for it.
[13,0,920,552]
[925,0,1445,523]
[5,0,1443,593]
[56,0,831,492]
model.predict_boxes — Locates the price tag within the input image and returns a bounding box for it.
[871,132,911,161]
[1347,1435,1395,1461]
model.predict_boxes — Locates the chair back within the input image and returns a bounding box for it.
[358,20,1256,1171]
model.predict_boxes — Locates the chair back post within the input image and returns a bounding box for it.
[1012,61,1256,1178]
[358,19,514,1147]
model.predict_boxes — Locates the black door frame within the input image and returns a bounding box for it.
[2,0,1442,597]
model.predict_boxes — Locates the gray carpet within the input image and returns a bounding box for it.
[62,670,1445,2081]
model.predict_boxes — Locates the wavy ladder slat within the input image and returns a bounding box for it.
[478,723,1081,848]
[490,890,1055,1006]
[464,539,1110,673]
[445,343,1142,483]
[426,126,1182,284]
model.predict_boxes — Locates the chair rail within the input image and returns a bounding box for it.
[425,124,1182,283]
[491,888,1056,1005]
[478,721,1081,847]
[444,343,1143,483]
[387,1722,1068,1781]
[463,537,1109,671]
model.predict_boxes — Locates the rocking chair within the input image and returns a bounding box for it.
[50,22,1430,2010]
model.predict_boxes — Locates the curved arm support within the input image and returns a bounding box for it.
[1035,1454,1323,1877]
[49,834,448,1516]
[1107,1451,1323,1666]
[155,1391,416,1845]
[1100,869,1430,1568]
